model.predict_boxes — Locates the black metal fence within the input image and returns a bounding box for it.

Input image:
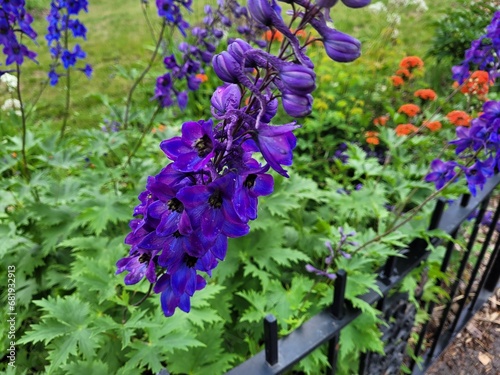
[226,174,500,375]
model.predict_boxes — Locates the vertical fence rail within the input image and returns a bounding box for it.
[327,270,347,375]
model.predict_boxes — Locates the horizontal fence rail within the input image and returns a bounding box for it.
[225,173,500,375]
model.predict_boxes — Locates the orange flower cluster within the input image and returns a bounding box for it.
[195,73,208,83]
[391,56,424,87]
[453,70,492,100]
[395,124,418,136]
[263,30,284,42]
[424,121,442,132]
[398,103,421,117]
[365,131,380,145]
[446,110,471,126]
[414,89,437,101]
[391,75,404,87]
[373,115,389,126]
[395,68,411,79]
[400,56,424,70]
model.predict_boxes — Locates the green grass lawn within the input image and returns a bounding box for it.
[17,0,454,131]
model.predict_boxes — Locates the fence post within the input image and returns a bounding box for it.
[327,270,347,375]
[264,314,278,366]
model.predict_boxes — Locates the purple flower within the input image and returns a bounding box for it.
[425,160,457,190]
[177,173,250,242]
[464,158,494,196]
[233,169,274,221]
[251,123,300,177]
[160,119,217,172]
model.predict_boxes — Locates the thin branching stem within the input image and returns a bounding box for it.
[123,20,167,129]
[124,105,162,167]
[59,20,71,142]
[16,63,29,180]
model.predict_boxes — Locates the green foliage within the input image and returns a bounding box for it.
[427,0,499,63]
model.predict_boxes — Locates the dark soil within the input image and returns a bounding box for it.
[426,287,500,375]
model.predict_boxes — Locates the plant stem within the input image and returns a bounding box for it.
[351,170,464,255]
[16,63,29,180]
[123,20,166,130]
[59,20,71,142]
[26,78,49,120]
[124,105,162,167]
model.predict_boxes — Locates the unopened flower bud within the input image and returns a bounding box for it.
[341,0,371,8]
[247,0,281,27]
[228,39,253,65]
[282,91,313,118]
[211,84,242,116]
[316,0,338,8]
[279,64,316,96]
[212,52,241,83]
[323,29,361,62]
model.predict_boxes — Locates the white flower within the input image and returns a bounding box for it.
[368,1,387,12]
[0,73,18,92]
[2,98,22,115]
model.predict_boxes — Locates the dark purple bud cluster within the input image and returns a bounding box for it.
[46,0,92,86]
[0,0,37,66]
[452,11,500,84]
[156,0,191,36]
[305,228,355,280]
[119,0,367,317]
[153,11,224,110]
[426,101,500,196]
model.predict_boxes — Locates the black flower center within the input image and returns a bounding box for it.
[244,174,257,189]
[185,254,198,268]
[167,198,184,213]
[194,134,213,157]
[138,253,151,263]
[208,189,223,209]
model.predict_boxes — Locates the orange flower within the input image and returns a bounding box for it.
[195,73,208,83]
[395,124,418,136]
[11,152,17,158]
[398,103,421,117]
[391,75,404,87]
[373,115,389,126]
[414,89,437,101]
[446,110,471,126]
[365,131,380,145]
[400,56,424,70]
[263,30,284,42]
[424,121,442,132]
[455,70,492,99]
[295,29,307,39]
[395,68,411,79]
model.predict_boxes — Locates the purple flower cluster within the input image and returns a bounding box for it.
[156,0,191,36]
[306,228,355,280]
[118,0,368,317]
[46,0,92,85]
[154,26,222,110]
[452,11,500,84]
[0,0,37,66]
[426,101,500,195]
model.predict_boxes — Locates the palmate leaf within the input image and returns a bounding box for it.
[165,324,237,375]
[339,313,383,361]
[18,319,73,345]
[76,195,131,235]
[123,311,204,374]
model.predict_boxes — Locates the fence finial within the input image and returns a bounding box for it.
[264,314,278,365]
